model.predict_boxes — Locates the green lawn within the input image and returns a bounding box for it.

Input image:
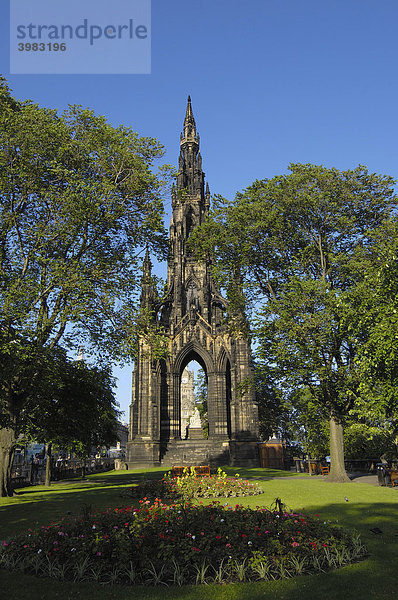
[1,468,397,599]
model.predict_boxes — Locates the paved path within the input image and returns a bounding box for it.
[349,472,379,486]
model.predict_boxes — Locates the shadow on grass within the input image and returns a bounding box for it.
[0,484,140,540]
[222,466,304,479]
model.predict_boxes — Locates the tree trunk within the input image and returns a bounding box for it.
[45,442,52,487]
[328,415,350,483]
[0,428,17,497]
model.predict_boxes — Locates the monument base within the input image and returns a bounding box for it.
[187,427,204,440]
[126,439,160,468]
[126,437,260,469]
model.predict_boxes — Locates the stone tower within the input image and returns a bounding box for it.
[126,97,259,468]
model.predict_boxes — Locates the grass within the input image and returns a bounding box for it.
[0,467,398,599]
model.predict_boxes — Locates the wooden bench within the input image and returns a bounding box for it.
[171,465,211,477]
[389,470,398,487]
[320,465,330,476]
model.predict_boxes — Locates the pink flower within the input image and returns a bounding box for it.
[291,542,300,547]
[97,551,102,556]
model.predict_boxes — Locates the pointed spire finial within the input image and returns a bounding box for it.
[182,95,197,142]
[184,96,195,129]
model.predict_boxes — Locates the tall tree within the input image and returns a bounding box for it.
[191,163,397,482]
[0,78,168,495]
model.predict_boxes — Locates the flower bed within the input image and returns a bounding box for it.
[123,467,263,502]
[0,499,367,585]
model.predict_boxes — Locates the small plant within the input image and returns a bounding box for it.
[170,558,185,586]
[72,555,91,582]
[212,559,227,584]
[289,555,308,576]
[231,558,248,582]
[124,561,137,584]
[143,562,168,586]
[89,563,104,583]
[250,559,273,580]
[193,559,211,584]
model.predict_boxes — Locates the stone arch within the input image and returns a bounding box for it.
[170,341,217,439]
[174,340,215,375]
[214,346,233,438]
[217,345,231,371]
[185,273,201,292]
[155,357,171,452]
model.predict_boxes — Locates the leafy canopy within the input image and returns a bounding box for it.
[191,163,397,422]
[0,77,168,363]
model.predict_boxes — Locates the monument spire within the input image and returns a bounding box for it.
[177,96,205,201]
[182,95,197,142]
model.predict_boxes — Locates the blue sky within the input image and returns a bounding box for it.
[2,0,398,417]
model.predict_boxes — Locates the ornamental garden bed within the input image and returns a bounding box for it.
[0,498,367,586]
[122,467,264,502]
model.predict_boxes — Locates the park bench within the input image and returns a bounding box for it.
[309,462,329,476]
[171,465,211,477]
[389,470,398,487]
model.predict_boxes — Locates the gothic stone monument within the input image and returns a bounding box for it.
[126,97,259,468]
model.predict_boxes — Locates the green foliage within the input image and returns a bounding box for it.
[0,79,168,362]
[29,356,119,457]
[0,499,366,586]
[0,341,119,453]
[191,163,397,478]
[254,364,290,441]
[344,423,396,460]
[351,218,398,431]
[287,387,330,458]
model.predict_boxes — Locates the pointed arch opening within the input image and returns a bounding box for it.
[225,359,232,438]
